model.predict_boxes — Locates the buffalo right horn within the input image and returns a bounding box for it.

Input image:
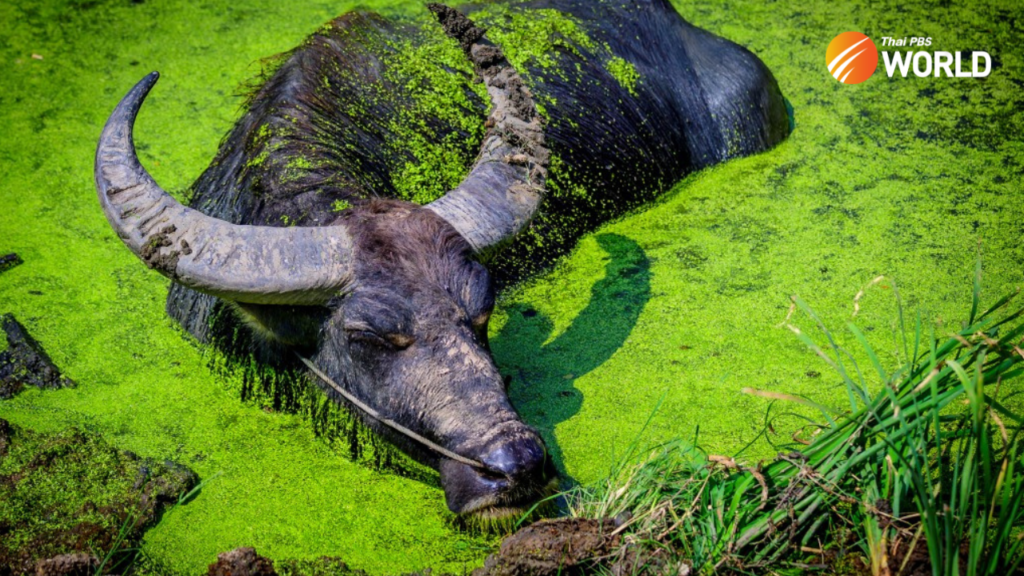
[94,72,355,305]
[424,4,550,257]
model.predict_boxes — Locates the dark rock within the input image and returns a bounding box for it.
[0,253,22,274]
[0,314,75,400]
[208,548,278,576]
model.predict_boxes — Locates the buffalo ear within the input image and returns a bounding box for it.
[233,303,330,349]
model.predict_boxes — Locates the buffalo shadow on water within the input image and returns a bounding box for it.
[490,233,651,488]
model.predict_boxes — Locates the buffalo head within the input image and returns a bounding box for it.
[93,6,556,519]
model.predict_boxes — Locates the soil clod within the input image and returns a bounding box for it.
[472,518,630,576]
[33,553,99,576]
[208,548,278,576]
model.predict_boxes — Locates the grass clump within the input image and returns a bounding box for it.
[568,281,1024,575]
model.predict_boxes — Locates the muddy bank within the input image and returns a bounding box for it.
[0,419,197,575]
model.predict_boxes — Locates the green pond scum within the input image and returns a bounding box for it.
[1,0,1023,574]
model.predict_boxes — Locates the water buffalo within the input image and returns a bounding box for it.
[94,1,789,520]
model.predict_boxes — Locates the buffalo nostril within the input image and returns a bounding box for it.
[481,435,547,482]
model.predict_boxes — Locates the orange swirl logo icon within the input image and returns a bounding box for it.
[826,32,878,84]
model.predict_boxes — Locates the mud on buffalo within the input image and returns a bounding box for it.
[93,0,789,520]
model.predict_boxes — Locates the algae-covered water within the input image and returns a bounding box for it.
[1,0,1022,573]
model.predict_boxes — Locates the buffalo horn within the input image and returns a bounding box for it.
[94,72,354,305]
[425,4,550,257]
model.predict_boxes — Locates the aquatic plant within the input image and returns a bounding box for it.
[568,280,1024,574]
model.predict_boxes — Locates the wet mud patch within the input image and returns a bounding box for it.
[0,419,197,575]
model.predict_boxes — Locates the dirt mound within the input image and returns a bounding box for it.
[472,518,642,576]
[32,554,98,576]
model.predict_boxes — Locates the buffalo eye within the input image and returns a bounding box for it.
[385,333,416,349]
[347,329,389,348]
[345,322,415,350]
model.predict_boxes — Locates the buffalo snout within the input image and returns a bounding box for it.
[440,428,557,517]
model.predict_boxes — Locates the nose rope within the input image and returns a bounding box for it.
[297,354,489,471]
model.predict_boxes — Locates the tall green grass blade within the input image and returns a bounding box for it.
[970,253,983,325]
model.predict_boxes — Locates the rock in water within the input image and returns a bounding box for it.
[0,314,75,399]
[0,253,21,274]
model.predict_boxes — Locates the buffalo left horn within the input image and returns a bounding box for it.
[94,71,355,305]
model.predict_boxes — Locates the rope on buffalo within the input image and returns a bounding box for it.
[297,354,489,471]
